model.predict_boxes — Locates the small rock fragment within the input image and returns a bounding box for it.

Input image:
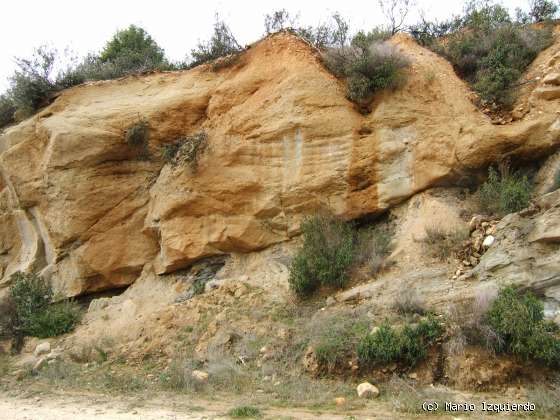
[357,382,380,399]
[482,235,495,248]
[191,370,209,383]
[34,342,51,357]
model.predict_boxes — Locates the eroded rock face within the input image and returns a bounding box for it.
[2,32,560,296]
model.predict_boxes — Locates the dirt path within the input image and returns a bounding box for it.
[0,392,403,420]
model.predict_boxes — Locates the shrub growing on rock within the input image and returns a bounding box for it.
[161,132,208,171]
[288,214,355,298]
[479,164,532,216]
[324,37,409,102]
[486,287,560,366]
[357,315,443,368]
[124,118,151,159]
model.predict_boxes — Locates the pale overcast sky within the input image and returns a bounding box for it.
[0,0,528,92]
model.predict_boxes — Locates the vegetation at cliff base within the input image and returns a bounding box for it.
[357,315,443,368]
[486,287,560,366]
[0,272,81,350]
[289,215,355,298]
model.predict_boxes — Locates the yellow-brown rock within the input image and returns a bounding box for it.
[2,32,560,295]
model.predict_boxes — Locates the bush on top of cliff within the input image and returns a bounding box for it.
[264,7,409,102]
[409,1,554,109]
[5,272,81,346]
[486,287,560,366]
[264,10,350,49]
[1,26,173,123]
[100,25,166,70]
[190,17,243,67]
[323,31,409,103]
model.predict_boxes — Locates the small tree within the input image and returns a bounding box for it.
[191,16,242,66]
[528,0,559,22]
[8,46,58,116]
[264,9,297,34]
[99,25,166,73]
[379,0,414,35]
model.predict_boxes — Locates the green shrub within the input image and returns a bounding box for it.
[486,287,560,366]
[324,36,409,102]
[191,17,242,66]
[228,405,262,418]
[479,165,532,216]
[288,215,355,298]
[8,271,80,340]
[357,316,443,368]
[99,25,166,72]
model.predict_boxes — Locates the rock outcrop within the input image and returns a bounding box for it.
[2,32,560,296]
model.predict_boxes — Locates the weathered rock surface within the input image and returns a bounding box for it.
[3,32,560,296]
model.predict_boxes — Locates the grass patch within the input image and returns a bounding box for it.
[161,132,208,172]
[0,353,11,377]
[228,405,262,418]
[527,383,560,418]
[354,225,393,276]
[393,287,427,316]
[311,314,369,373]
[422,225,468,261]
[385,376,452,415]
